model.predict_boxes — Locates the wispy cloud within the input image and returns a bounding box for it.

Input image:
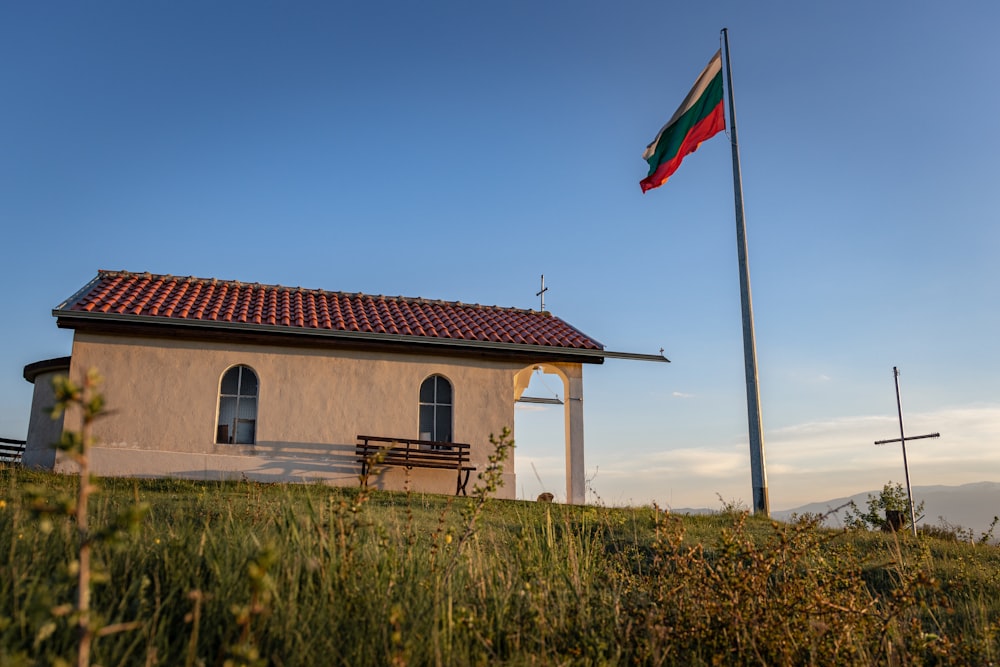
[581,403,1000,511]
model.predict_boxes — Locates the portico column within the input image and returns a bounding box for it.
[564,368,585,505]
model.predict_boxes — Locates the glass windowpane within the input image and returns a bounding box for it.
[217,396,237,443]
[419,378,435,403]
[237,397,257,421]
[221,368,240,395]
[235,419,256,445]
[419,405,435,439]
[239,369,258,397]
[436,377,452,404]
[436,406,452,442]
[219,397,237,427]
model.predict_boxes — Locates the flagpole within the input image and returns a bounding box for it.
[722,28,769,516]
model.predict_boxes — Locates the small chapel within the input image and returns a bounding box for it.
[22,270,665,502]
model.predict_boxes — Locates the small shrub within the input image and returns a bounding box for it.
[845,481,925,533]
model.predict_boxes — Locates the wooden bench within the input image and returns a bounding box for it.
[356,435,475,496]
[0,438,27,465]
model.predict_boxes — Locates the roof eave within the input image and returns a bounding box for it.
[54,310,617,363]
[23,356,72,383]
[600,349,670,363]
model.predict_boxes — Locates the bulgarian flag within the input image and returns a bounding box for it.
[640,50,725,193]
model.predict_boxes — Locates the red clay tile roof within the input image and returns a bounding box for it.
[55,270,604,352]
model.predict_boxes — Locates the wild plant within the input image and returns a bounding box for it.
[21,369,147,666]
[981,516,1000,546]
[440,427,514,581]
[407,428,515,665]
[630,508,955,664]
[224,541,278,667]
[585,465,606,506]
[715,492,749,516]
[845,481,925,532]
[357,444,389,491]
[929,515,1000,546]
[331,451,383,581]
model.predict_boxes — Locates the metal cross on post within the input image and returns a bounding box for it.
[536,274,549,311]
[874,366,940,537]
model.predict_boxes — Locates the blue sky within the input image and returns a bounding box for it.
[2,2,998,510]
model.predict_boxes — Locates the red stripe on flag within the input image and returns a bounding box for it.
[640,100,725,193]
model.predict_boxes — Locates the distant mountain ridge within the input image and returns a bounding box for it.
[773,481,1000,539]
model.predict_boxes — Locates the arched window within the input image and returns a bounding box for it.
[217,365,258,445]
[419,375,452,443]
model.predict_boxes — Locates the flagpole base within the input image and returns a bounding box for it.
[753,485,769,517]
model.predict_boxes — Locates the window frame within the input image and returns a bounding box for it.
[418,374,453,446]
[216,364,259,446]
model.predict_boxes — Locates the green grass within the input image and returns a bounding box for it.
[2,467,999,666]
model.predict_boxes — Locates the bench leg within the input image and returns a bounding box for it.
[456,468,472,496]
[359,460,369,488]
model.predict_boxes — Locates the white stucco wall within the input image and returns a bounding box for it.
[23,365,67,469]
[56,332,527,498]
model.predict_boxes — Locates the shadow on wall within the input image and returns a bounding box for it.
[80,441,361,484]
[82,440,482,496]
[250,440,360,477]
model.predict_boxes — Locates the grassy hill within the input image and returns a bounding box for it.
[2,467,999,666]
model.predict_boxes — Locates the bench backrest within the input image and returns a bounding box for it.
[356,435,471,467]
[0,438,27,464]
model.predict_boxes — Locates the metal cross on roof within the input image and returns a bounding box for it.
[536,274,549,311]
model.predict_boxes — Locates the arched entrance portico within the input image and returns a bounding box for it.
[514,362,586,505]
